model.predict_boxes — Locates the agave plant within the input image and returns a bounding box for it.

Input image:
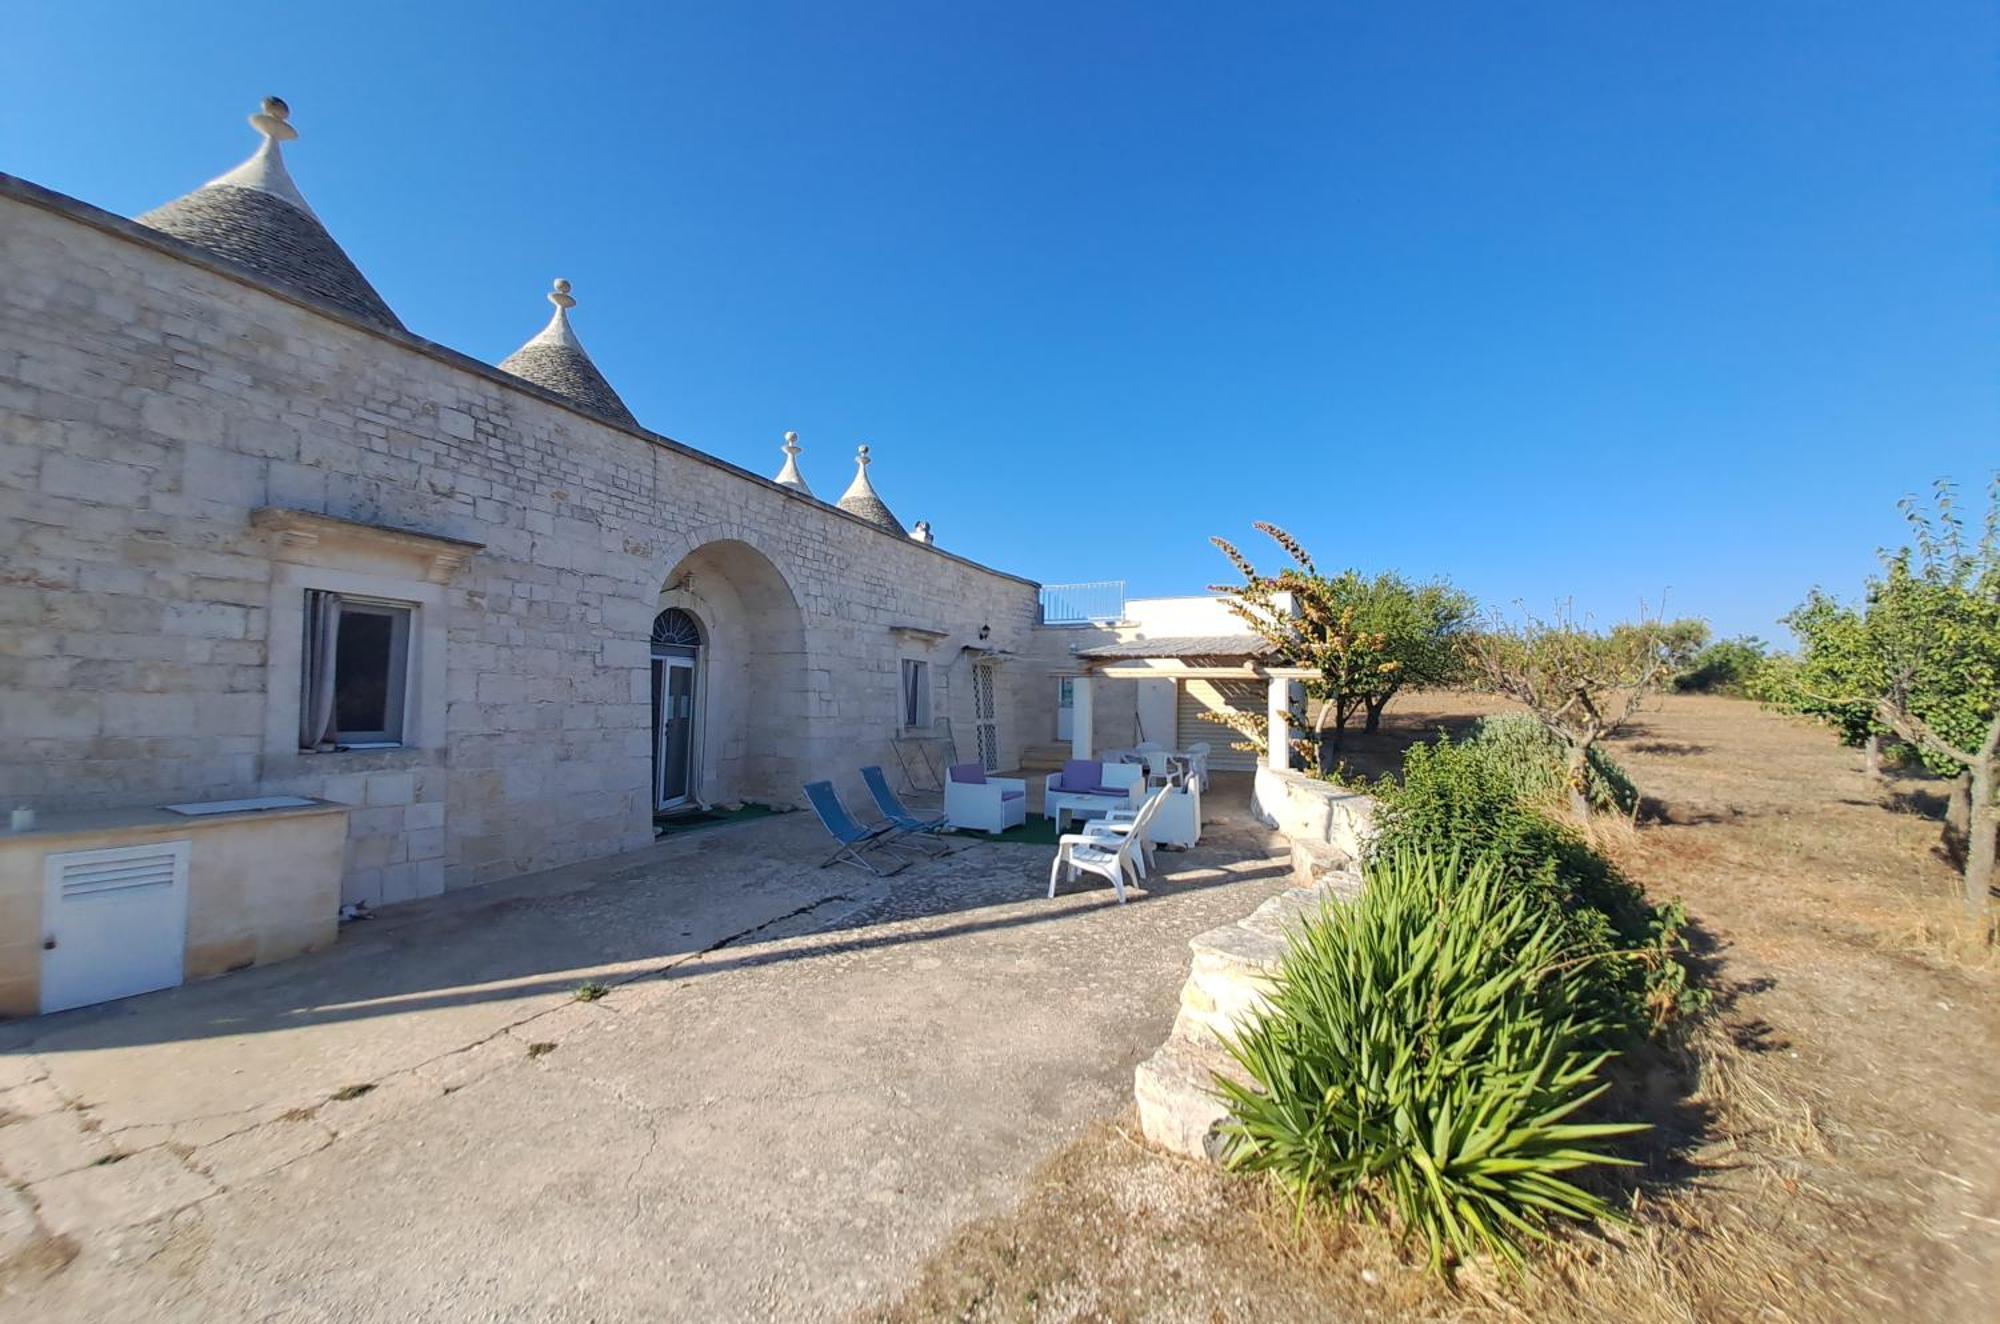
[1213,849,1648,1273]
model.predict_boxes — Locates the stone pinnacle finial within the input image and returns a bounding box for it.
[524,278,582,351]
[773,430,812,494]
[188,94,318,219]
[252,96,298,142]
[855,444,871,468]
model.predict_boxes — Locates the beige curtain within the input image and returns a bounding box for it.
[299,590,342,750]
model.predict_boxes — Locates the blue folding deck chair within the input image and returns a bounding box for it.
[803,780,909,876]
[860,765,953,855]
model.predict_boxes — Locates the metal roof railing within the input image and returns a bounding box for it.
[1039,580,1126,626]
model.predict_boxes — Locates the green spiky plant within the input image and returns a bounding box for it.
[1214,850,1648,1274]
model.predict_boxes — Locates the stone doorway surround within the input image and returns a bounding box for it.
[654,536,808,809]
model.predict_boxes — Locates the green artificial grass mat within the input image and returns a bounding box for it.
[654,802,778,838]
[947,814,1062,846]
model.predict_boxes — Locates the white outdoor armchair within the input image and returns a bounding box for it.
[944,762,1027,835]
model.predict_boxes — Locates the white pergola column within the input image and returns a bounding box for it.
[1266,674,1291,771]
[1070,673,1094,759]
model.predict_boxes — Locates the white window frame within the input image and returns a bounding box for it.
[265,563,447,762]
[900,657,933,731]
[318,594,414,748]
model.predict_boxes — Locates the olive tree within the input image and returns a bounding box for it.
[1464,605,1674,825]
[1767,593,1887,775]
[1793,479,1999,913]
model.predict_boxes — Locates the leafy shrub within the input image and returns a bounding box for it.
[1360,733,1699,1034]
[1216,850,1647,1272]
[1463,712,1638,816]
[1674,636,1771,695]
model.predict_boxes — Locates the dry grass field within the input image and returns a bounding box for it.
[868,694,2000,1323]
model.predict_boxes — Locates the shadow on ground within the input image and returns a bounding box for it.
[0,777,1278,1060]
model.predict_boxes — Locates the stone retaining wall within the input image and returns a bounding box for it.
[1251,766,1375,864]
[1135,776,1378,1159]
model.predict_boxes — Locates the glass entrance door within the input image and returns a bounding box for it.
[650,609,704,813]
[654,656,697,811]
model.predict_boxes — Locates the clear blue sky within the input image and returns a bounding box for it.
[5,2,1992,640]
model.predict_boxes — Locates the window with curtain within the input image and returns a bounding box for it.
[300,590,413,750]
[900,658,931,730]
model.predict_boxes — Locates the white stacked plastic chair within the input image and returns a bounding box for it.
[1048,816,1144,903]
[1185,741,1211,790]
[1085,784,1169,879]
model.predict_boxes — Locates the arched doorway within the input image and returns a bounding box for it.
[654,538,807,808]
[650,607,704,811]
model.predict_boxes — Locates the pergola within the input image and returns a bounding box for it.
[1066,635,1316,773]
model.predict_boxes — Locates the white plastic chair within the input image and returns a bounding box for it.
[1185,742,1211,790]
[1048,823,1142,903]
[1085,785,1168,879]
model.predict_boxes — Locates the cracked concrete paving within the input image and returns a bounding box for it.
[0,781,1290,1321]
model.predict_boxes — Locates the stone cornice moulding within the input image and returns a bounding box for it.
[252,507,485,584]
[888,624,952,647]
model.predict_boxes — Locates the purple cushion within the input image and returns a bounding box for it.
[1001,790,1025,801]
[1058,759,1101,791]
[949,762,987,785]
[1081,787,1129,797]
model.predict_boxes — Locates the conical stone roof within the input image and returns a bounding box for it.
[137,98,404,332]
[836,445,906,535]
[497,280,638,429]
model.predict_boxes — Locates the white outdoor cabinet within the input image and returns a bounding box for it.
[0,799,349,1018]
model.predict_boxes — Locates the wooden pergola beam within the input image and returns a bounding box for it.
[1084,659,1318,682]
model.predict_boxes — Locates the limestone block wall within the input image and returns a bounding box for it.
[0,177,1048,908]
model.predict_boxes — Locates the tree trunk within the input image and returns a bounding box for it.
[1943,771,1973,870]
[1864,733,1881,779]
[1967,758,1997,916]
[1329,696,1363,750]
[1305,699,1336,764]
[1364,696,1387,734]
[1565,744,1593,826]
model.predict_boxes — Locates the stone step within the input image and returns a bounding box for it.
[1174,889,1337,1047]
[1134,1034,1249,1162]
[1290,837,1364,898]
[1136,872,1364,1163]
[1020,743,1069,771]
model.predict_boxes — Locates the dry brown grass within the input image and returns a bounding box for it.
[863,695,2000,1324]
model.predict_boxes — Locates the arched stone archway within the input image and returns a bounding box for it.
[653,538,807,808]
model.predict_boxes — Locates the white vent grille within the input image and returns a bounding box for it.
[52,844,187,900]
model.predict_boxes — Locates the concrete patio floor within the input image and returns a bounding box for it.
[0,776,1288,1322]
